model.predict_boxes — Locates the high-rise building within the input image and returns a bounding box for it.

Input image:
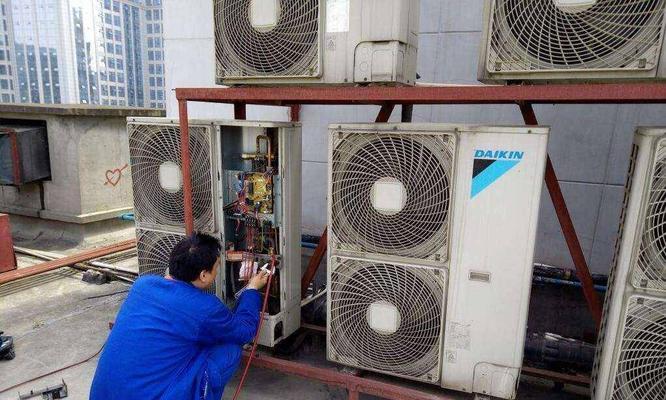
[1,0,163,108]
[144,0,162,109]
[0,0,17,103]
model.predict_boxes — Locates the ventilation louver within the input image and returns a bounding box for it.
[214,0,321,80]
[635,141,666,293]
[328,258,445,382]
[136,229,216,294]
[330,131,455,263]
[487,0,666,73]
[136,229,185,276]
[128,123,215,232]
[610,296,666,399]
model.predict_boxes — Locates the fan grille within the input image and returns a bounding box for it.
[330,132,454,263]
[214,0,321,79]
[136,229,185,276]
[610,296,666,399]
[488,0,666,72]
[592,143,639,397]
[136,229,217,294]
[635,141,666,293]
[128,123,215,233]
[329,258,445,381]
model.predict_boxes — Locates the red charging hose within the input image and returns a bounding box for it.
[231,254,276,400]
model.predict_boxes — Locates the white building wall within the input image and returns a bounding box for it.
[163,0,666,274]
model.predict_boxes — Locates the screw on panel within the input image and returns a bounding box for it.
[638,58,647,69]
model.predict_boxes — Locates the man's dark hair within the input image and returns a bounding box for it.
[169,233,222,282]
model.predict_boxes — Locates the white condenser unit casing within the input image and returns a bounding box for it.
[327,123,549,398]
[214,0,419,85]
[592,127,666,400]
[127,118,302,347]
[478,0,666,83]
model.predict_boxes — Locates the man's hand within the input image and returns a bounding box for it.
[247,270,269,290]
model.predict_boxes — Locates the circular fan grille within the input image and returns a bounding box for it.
[612,297,666,399]
[214,0,320,78]
[331,133,454,262]
[490,0,666,71]
[635,143,666,293]
[129,124,214,232]
[136,230,184,276]
[329,259,444,380]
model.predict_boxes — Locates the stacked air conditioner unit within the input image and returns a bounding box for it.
[478,0,666,83]
[327,123,549,399]
[128,119,221,289]
[592,127,666,400]
[213,0,420,85]
[127,118,302,347]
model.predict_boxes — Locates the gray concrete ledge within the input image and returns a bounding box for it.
[39,207,134,224]
[0,103,165,117]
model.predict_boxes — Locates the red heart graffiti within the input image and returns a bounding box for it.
[104,164,128,187]
[105,169,122,186]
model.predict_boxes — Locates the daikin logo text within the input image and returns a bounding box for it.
[474,149,524,160]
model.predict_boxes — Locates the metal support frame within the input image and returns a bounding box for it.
[241,352,455,400]
[0,239,136,285]
[175,83,666,398]
[518,102,603,329]
[0,214,16,273]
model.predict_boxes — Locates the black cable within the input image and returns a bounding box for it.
[0,344,104,395]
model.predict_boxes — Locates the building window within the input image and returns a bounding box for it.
[106,28,113,39]
[102,85,108,95]
[1,94,9,102]
[111,99,117,105]
[114,15,121,26]
[116,59,123,69]
[148,37,153,47]
[155,51,162,61]
[114,31,121,41]
[156,77,163,86]
[154,24,160,33]
[149,64,155,74]
[0,80,7,89]
[108,58,115,68]
[113,1,120,12]
[149,77,155,86]
[106,43,114,53]
[110,86,117,96]
[153,10,160,19]
[147,24,153,34]
[104,0,111,10]
[0,65,6,75]
[117,72,124,83]
[150,90,155,100]
[156,64,163,74]
[156,90,163,100]
[105,13,112,24]
[119,87,125,97]
[115,44,122,54]
[109,72,116,82]
[146,10,151,20]
[148,51,154,61]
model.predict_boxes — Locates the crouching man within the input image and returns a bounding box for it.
[90,233,268,400]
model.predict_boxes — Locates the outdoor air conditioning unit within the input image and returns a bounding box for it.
[213,0,420,85]
[327,123,549,398]
[127,118,302,347]
[478,0,666,83]
[592,127,666,400]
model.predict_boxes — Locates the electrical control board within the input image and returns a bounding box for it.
[216,122,302,347]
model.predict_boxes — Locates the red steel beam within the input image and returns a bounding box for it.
[241,352,454,400]
[0,214,16,273]
[376,103,395,122]
[519,102,603,330]
[289,104,301,122]
[178,100,195,235]
[234,103,247,120]
[176,83,666,106]
[301,227,327,299]
[521,366,590,387]
[0,239,136,285]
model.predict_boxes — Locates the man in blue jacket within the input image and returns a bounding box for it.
[90,233,268,400]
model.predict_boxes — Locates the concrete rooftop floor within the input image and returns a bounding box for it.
[0,245,590,400]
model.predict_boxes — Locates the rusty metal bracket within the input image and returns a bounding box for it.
[0,239,136,285]
[518,102,603,330]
